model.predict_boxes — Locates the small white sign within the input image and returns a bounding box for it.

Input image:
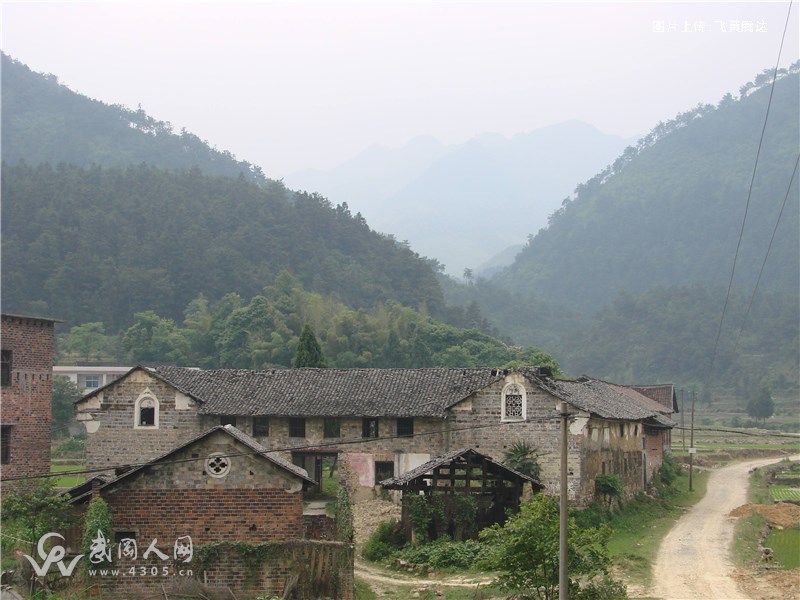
[688,448,697,454]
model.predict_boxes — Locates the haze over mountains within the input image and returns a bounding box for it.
[286,122,634,275]
[2,52,798,399]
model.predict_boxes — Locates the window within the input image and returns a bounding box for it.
[253,417,269,437]
[135,392,159,428]
[619,423,626,437]
[1,426,11,464]
[289,418,306,438]
[1,350,11,387]
[397,417,414,437]
[82,374,101,389]
[323,418,341,438]
[375,461,394,483]
[362,418,379,439]
[205,453,231,478]
[220,415,237,427]
[501,383,526,421]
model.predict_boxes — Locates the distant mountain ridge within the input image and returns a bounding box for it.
[286,121,633,274]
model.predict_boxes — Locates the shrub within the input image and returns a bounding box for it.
[83,497,113,565]
[595,475,624,508]
[362,519,405,562]
[397,537,482,570]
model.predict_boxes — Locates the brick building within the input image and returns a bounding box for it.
[76,366,675,504]
[68,425,353,598]
[1,313,60,493]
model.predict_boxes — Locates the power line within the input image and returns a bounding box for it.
[733,151,800,352]
[708,0,795,379]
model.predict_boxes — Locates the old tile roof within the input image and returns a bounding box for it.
[608,383,673,415]
[68,425,315,504]
[542,377,665,421]
[379,448,541,489]
[631,384,679,413]
[146,366,504,417]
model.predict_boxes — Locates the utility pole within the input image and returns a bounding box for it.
[689,390,696,492]
[559,401,569,600]
[681,388,686,452]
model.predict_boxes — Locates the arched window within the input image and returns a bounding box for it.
[501,382,526,422]
[135,391,159,429]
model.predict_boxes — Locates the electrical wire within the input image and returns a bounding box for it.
[733,151,800,352]
[708,0,796,379]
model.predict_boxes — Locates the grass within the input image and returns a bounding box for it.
[733,459,800,570]
[50,463,85,488]
[765,528,800,569]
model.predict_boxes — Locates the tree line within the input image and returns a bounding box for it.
[57,270,560,373]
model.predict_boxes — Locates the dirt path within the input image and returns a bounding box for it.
[651,455,799,600]
[355,559,496,597]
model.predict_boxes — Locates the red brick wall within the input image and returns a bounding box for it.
[105,487,304,544]
[0,315,55,491]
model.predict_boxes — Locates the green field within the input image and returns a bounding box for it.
[769,486,800,502]
[50,463,86,488]
[765,528,800,569]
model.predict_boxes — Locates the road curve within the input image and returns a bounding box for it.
[651,455,798,600]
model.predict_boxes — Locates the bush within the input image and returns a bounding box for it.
[595,475,624,508]
[362,519,405,562]
[397,537,482,570]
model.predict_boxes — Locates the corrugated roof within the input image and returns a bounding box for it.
[147,366,504,417]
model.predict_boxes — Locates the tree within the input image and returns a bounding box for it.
[52,376,82,439]
[1,481,73,556]
[292,324,327,368]
[62,321,112,361]
[746,386,775,424]
[479,495,620,600]
[503,440,542,482]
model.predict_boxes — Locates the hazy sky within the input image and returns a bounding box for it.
[2,1,798,177]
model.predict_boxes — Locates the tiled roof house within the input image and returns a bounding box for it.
[76,365,675,504]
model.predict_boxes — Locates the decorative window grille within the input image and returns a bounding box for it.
[502,383,526,421]
[206,453,231,478]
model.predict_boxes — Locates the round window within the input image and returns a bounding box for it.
[205,453,231,478]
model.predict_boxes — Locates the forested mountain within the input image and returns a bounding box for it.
[1,53,267,185]
[2,163,449,331]
[493,70,799,312]
[286,121,631,275]
[459,67,800,393]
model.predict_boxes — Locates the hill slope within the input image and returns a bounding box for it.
[1,53,268,185]
[493,72,799,313]
[1,163,448,330]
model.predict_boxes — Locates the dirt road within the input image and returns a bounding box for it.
[651,455,798,600]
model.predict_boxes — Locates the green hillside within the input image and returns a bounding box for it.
[1,53,267,184]
[458,67,800,394]
[494,69,799,312]
[1,162,448,331]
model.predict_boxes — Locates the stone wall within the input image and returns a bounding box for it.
[0,315,55,493]
[77,369,206,471]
